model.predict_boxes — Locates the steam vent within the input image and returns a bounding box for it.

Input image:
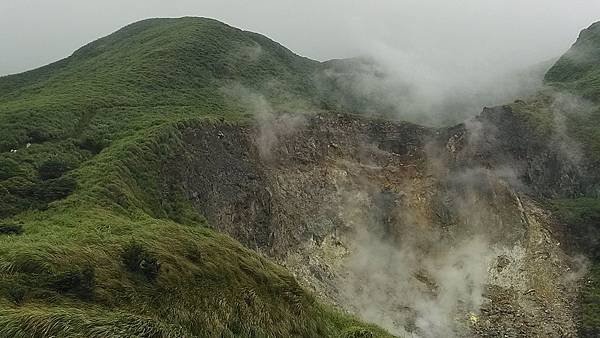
[1,14,600,338]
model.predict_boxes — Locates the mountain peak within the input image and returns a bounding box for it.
[0,17,318,110]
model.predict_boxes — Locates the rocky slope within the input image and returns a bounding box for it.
[159,106,588,337]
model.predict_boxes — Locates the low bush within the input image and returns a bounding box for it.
[49,265,95,300]
[5,286,27,305]
[581,265,600,337]
[0,158,21,181]
[2,176,36,197]
[27,129,51,143]
[38,159,73,180]
[77,136,107,154]
[0,265,95,304]
[0,176,76,219]
[35,176,77,201]
[122,241,161,280]
[0,222,23,235]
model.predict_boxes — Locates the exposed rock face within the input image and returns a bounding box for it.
[445,105,589,198]
[161,109,586,337]
[166,114,433,255]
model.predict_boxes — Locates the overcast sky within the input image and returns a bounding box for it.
[1,0,599,76]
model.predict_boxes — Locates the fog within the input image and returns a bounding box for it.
[225,80,593,335]
[2,2,596,336]
[1,0,599,76]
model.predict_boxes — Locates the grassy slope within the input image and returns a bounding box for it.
[0,17,321,150]
[0,18,392,337]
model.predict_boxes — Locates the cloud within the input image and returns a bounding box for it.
[336,176,497,337]
[221,83,307,160]
[1,1,599,77]
[3,1,598,125]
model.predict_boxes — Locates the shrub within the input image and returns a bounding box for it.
[27,129,50,143]
[2,176,36,197]
[49,265,96,299]
[35,176,77,200]
[122,241,161,280]
[0,177,62,219]
[6,286,27,305]
[0,158,21,181]
[0,222,23,235]
[77,136,107,154]
[0,261,96,302]
[581,264,600,337]
[0,187,25,219]
[38,159,72,180]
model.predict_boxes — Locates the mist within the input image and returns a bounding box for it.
[4,1,597,124]
[2,1,599,75]
[222,83,307,160]
[2,2,596,336]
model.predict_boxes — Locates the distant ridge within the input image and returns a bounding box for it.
[545,21,600,101]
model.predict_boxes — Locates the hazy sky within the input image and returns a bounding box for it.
[1,0,599,76]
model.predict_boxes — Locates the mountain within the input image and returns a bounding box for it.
[0,17,324,152]
[1,16,600,337]
[0,17,391,337]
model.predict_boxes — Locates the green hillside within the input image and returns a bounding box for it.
[0,16,330,223]
[0,17,324,152]
[506,22,600,167]
[543,21,600,337]
[0,18,392,337]
[545,21,600,102]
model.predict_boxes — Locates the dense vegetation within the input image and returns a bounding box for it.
[0,17,392,337]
